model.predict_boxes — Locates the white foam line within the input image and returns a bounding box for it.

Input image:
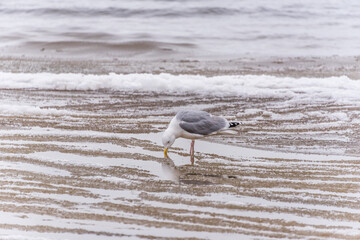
[0,104,70,115]
[0,72,360,104]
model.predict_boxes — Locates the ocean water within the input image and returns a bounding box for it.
[1,0,360,59]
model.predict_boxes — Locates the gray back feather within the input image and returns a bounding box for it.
[177,110,226,135]
[176,110,211,123]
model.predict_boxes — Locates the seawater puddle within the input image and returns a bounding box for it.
[3,129,354,180]
[0,160,71,177]
[1,88,360,239]
[140,196,360,232]
[142,132,359,162]
[1,128,359,183]
[28,151,168,180]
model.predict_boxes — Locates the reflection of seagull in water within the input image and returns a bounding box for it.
[161,154,180,182]
[162,110,240,164]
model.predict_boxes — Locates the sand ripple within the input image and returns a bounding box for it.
[0,89,360,239]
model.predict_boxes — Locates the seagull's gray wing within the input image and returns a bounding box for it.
[176,110,211,123]
[177,110,227,135]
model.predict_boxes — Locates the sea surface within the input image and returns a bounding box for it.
[1,0,360,59]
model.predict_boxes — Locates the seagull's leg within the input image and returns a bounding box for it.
[190,140,194,155]
[190,140,195,165]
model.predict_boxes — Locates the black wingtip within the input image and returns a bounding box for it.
[229,122,240,128]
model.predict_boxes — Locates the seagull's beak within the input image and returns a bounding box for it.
[164,148,168,157]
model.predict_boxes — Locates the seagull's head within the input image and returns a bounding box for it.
[162,129,176,157]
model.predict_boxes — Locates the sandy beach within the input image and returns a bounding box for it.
[0,86,360,239]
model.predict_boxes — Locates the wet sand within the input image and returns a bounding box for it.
[1,89,360,239]
[1,55,360,79]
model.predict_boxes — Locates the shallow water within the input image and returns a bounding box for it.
[1,0,360,59]
[1,89,360,239]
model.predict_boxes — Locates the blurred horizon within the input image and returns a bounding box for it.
[0,0,360,60]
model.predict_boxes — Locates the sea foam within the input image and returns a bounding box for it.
[0,72,359,105]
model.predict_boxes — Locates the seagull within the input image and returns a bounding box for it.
[162,110,240,164]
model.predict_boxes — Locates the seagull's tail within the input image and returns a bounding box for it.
[220,121,240,135]
[229,122,240,128]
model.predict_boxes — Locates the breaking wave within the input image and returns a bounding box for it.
[0,72,359,106]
